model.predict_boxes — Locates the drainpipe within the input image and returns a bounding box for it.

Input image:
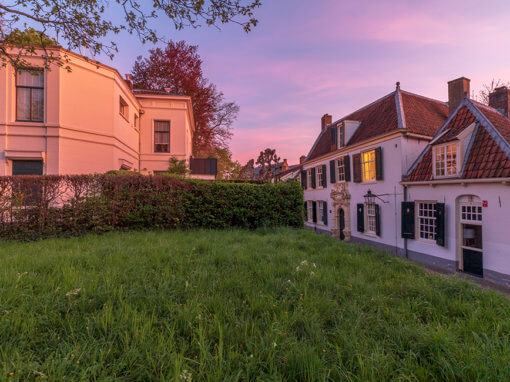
[403,184,408,259]
[138,109,142,173]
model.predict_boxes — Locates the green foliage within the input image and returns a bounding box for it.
[167,156,189,176]
[105,170,141,176]
[0,174,303,240]
[4,28,58,46]
[0,228,509,380]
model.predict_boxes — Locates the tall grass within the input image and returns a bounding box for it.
[0,228,509,380]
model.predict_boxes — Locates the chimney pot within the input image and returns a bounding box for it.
[489,86,510,118]
[300,155,306,164]
[321,114,332,131]
[448,77,470,114]
[125,74,133,90]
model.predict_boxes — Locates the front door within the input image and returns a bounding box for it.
[339,208,345,241]
[459,202,483,277]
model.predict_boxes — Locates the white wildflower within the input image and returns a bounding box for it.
[310,271,315,276]
[65,288,81,297]
[273,342,277,348]
[179,369,192,381]
[295,266,300,272]
[300,260,308,266]
[312,263,316,268]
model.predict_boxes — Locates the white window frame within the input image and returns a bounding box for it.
[337,156,346,182]
[433,143,459,178]
[365,202,377,234]
[307,169,312,189]
[460,202,482,225]
[337,124,345,148]
[317,166,323,189]
[361,149,376,183]
[416,201,437,243]
[318,200,324,225]
[307,201,313,223]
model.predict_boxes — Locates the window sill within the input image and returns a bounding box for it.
[119,113,130,123]
[13,120,44,125]
[363,232,378,238]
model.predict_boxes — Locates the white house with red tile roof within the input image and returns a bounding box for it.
[402,79,510,285]
[301,82,449,254]
[301,77,510,287]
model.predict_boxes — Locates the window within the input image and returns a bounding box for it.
[337,157,345,181]
[134,113,138,128]
[361,149,376,182]
[461,203,482,223]
[307,201,313,223]
[365,202,376,234]
[338,124,345,148]
[154,120,170,153]
[417,202,436,241]
[119,96,129,119]
[318,201,324,224]
[307,169,312,189]
[434,144,457,177]
[317,166,323,188]
[16,69,44,122]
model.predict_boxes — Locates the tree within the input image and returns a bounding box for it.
[167,157,189,176]
[255,148,280,182]
[476,79,510,105]
[238,159,255,180]
[214,148,242,180]
[131,40,238,155]
[0,0,261,69]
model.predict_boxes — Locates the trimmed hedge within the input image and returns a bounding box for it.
[0,175,304,240]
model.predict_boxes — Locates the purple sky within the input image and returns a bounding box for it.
[104,0,510,165]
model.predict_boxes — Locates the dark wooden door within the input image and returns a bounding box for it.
[463,249,483,277]
[339,208,345,241]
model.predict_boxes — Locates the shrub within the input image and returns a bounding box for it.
[0,175,303,240]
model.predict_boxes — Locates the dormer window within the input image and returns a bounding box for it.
[434,143,458,177]
[338,124,345,148]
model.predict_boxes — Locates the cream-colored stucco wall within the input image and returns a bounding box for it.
[137,95,194,174]
[0,47,194,176]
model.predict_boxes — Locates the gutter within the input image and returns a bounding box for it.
[401,177,510,186]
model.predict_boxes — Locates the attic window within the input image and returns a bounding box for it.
[434,143,458,177]
[338,124,345,148]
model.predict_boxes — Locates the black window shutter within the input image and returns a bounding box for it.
[357,203,364,232]
[329,160,336,184]
[353,154,362,183]
[301,170,307,189]
[375,147,383,180]
[344,155,351,182]
[435,203,445,247]
[304,202,308,221]
[312,201,317,223]
[323,201,328,225]
[375,204,381,236]
[401,202,415,239]
[331,126,337,148]
[311,168,316,189]
[322,164,327,188]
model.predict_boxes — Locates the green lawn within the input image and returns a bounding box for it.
[0,229,509,381]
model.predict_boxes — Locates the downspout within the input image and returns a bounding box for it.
[138,109,142,173]
[403,184,408,259]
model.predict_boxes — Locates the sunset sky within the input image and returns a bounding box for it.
[105,0,510,165]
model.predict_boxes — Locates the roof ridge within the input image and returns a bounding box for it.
[399,89,448,106]
[395,88,407,129]
[327,91,395,127]
[466,99,510,157]
[304,90,395,162]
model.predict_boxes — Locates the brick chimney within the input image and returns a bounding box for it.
[448,77,470,114]
[489,86,510,118]
[321,114,332,131]
[299,155,306,164]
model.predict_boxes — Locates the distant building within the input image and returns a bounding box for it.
[0,46,215,178]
